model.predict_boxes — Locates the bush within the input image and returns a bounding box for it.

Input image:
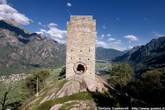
[25,70,50,96]
[126,67,165,106]
[108,63,133,89]
[58,67,66,79]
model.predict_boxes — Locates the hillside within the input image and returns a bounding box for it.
[96,47,124,61]
[114,37,165,75]
[0,20,123,75]
[19,68,110,110]
[0,20,65,74]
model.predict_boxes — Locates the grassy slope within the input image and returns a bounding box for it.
[32,92,93,110]
[20,66,97,110]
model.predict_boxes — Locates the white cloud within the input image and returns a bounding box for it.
[96,40,108,48]
[107,33,111,37]
[108,37,115,41]
[66,2,72,7]
[0,1,31,25]
[124,35,138,42]
[37,23,67,44]
[96,39,126,51]
[96,32,126,50]
[48,22,58,28]
[128,45,134,49]
[153,32,165,37]
[101,34,105,38]
[0,0,7,4]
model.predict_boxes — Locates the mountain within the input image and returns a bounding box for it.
[96,47,124,61]
[0,20,65,74]
[0,20,125,75]
[114,46,140,62]
[114,37,165,75]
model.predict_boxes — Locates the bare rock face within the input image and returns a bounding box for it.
[56,80,87,98]
[56,75,109,98]
[0,20,65,74]
[21,75,109,110]
[50,104,63,110]
[50,100,96,110]
[95,75,109,92]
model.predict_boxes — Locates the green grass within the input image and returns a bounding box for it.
[60,101,79,110]
[32,92,93,110]
[96,62,111,72]
[0,80,29,110]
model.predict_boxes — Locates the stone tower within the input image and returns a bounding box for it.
[66,16,96,91]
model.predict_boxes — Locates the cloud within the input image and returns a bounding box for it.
[66,2,72,7]
[0,0,31,25]
[48,22,58,28]
[37,22,67,44]
[152,32,165,37]
[0,0,7,4]
[96,39,126,51]
[107,33,111,37]
[108,37,115,41]
[124,35,138,42]
[101,34,105,38]
[96,33,126,50]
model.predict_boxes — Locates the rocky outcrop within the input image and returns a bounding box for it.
[21,75,109,110]
[50,100,96,110]
[56,80,87,98]
[56,75,109,98]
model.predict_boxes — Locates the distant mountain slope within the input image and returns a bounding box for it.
[0,20,37,43]
[0,20,65,74]
[0,20,126,75]
[114,46,140,62]
[114,37,165,75]
[96,47,124,61]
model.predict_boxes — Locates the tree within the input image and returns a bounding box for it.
[108,63,133,89]
[25,70,50,96]
[126,67,165,106]
[58,67,66,79]
[0,82,14,110]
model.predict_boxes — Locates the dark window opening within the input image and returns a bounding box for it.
[76,64,85,73]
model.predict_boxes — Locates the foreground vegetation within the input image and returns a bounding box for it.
[107,63,165,106]
[32,92,93,110]
[1,63,165,109]
[0,68,61,110]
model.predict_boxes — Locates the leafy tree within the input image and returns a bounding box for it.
[108,63,133,89]
[127,67,165,106]
[58,67,66,79]
[0,82,15,110]
[25,70,50,96]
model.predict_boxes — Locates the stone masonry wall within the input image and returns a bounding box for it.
[66,16,96,84]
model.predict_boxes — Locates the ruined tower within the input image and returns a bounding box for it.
[66,16,96,90]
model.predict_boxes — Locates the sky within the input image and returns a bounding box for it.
[0,0,165,51]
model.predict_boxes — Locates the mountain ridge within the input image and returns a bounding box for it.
[0,20,65,74]
[0,20,122,75]
[114,36,165,75]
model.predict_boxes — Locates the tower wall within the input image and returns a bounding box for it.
[66,16,96,82]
